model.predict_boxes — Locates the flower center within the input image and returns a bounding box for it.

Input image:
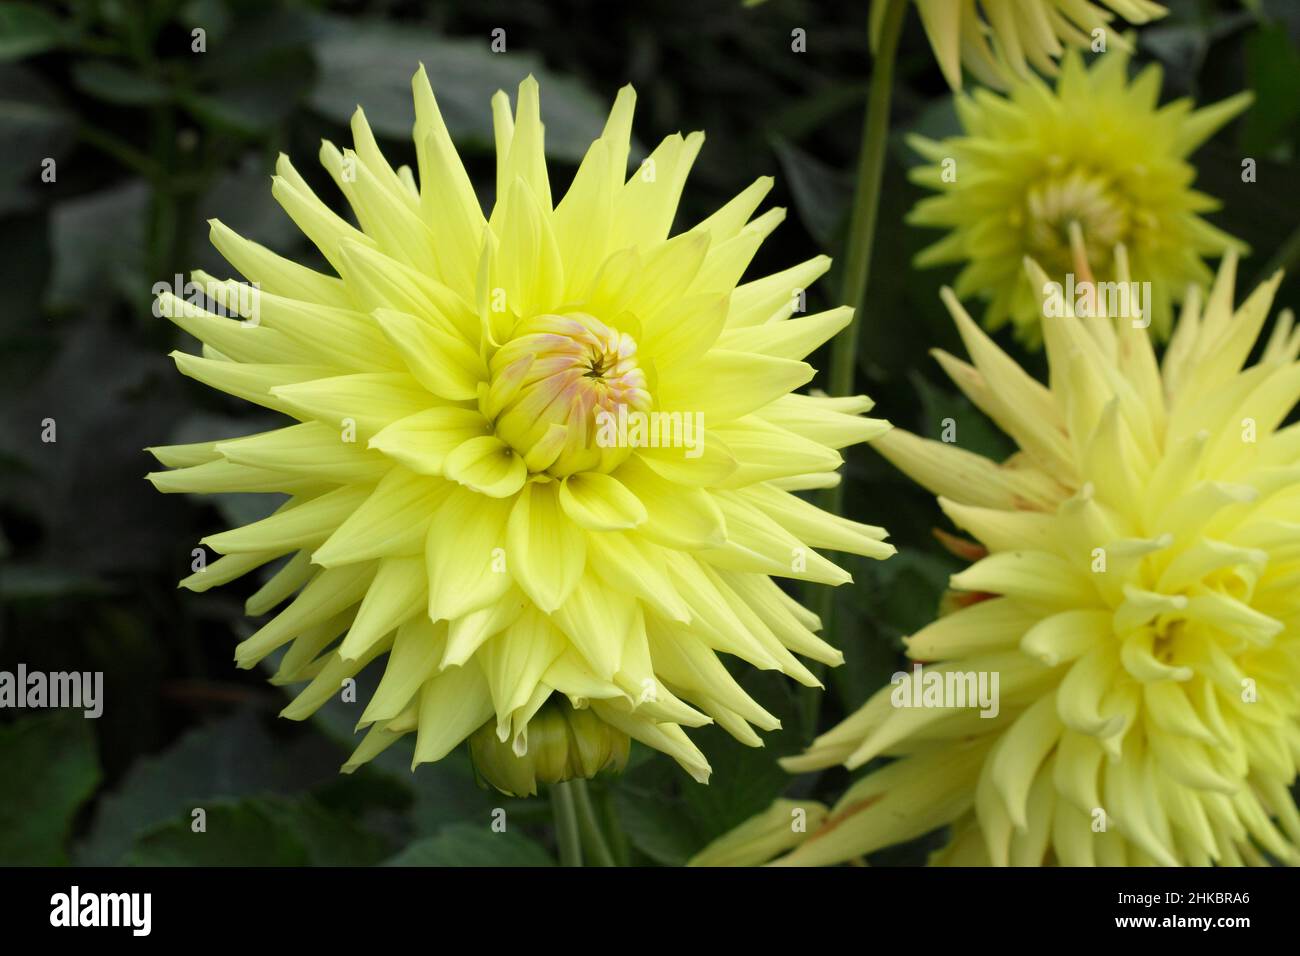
[1021,167,1130,277]
[486,312,651,476]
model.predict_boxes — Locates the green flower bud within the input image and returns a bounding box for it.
[469,699,630,797]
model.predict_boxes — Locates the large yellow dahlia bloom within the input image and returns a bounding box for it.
[146,71,894,794]
[779,252,1300,867]
[909,47,1250,345]
[874,0,1166,90]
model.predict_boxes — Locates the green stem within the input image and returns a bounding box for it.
[601,788,631,866]
[75,124,160,179]
[833,0,908,364]
[1252,219,1300,290]
[551,780,583,866]
[570,779,617,867]
[803,0,907,736]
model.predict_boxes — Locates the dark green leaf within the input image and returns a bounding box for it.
[910,371,1013,462]
[128,800,309,866]
[829,556,910,715]
[78,709,342,865]
[0,63,73,215]
[383,822,555,866]
[126,795,391,866]
[71,60,170,105]
[871,546,958,639]
[771,136,850,246]
[681,706,798,837]
[612,782,703,865]
[44,179,149,313]
[1242,23,1300,157]
[0,713,100,864]
[0,323,182,576]
[179,48,314,136]
[263,797,392,866]
[0,565,112,601]
[308,16,611,162]
[0,3,74,61]
[407,751,536,836]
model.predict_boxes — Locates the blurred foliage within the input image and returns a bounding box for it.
[0,0,1297,867]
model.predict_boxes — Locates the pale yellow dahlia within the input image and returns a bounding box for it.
[777,251,1300,867]
[876,0,1167,91]
[909,46,1250,345]
[146,71,895,794]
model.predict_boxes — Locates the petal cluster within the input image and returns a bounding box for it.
[781,252,1300,866]
[876,0,1166,90]
[147,71,894,791]
[908,46,1249,345]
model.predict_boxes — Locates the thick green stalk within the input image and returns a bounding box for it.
[803,0,908,736]
[551,780,583,866]
[570,779,617,867]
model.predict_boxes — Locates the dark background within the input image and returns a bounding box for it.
[1,0,1297,866]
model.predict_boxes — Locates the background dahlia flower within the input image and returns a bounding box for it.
[873,0,1166,90]
[908,46,1250,345]
[146,70,894,795]
[776,251,1300,867]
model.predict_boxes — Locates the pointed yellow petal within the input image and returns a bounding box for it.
[559,472,646,530]
[507,479,585,612]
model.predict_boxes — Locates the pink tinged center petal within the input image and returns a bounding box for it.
[487,312,652,476]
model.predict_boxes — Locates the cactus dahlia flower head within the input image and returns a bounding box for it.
[908,46,1250,346]
[146,70,895,795]
[874,0,1166,90]
[779,252,1300,867]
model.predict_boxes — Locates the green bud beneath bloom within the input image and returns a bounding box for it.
[469,699,630,797]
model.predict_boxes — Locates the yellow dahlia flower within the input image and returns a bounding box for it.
[778,251,1300,867]
[874,0,1166,90]
[909,46,1250,345]
[146,70,895,794]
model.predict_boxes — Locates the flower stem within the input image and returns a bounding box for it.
[551,780,583,866]
[804,0,907,736]
[570,779,617,866]
[1253,219,1300,290]
[833,0,908,372]
[75,123,160,180]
